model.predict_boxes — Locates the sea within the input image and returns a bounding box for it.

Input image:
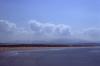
[0,47,100,66]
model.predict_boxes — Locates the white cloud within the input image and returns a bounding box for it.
[81,28,100,41]
[0,20,16,33]
[54,24,71,36]
[0,19,100,43]
[0,20,72,43]
[29,20,42,33]
[0,20,17,41]
[41,23,55,35]
[29,20,71,38]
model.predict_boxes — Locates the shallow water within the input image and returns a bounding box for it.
[0,47,100,66]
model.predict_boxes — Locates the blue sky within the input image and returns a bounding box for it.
[0,0,100,43]
[0,0,100,29]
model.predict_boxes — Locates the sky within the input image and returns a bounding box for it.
[0,0,100,43]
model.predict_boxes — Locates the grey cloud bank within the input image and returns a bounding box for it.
[0,19,100,43]
[29,20,71,37]
[83,28,100,41]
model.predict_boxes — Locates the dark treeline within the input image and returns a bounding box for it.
[0,43,98,47]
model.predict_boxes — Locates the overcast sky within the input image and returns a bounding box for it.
[0,0,100,43]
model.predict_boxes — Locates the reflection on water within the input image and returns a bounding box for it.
[0,47,100,66]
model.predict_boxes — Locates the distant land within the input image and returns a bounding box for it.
[0,43,99,47]
[0,43,100,52]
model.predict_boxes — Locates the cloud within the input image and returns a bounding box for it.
[54,24,71,36]
[82,28,100,41]
[0,20,16,33]
[0,19,100,43]
[29,20,42,33]
[0,20,17,42]
[0,19,72,43]
[29,20,71,38]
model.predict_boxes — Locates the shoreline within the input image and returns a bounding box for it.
[0,46,98,52]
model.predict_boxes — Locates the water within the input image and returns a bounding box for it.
[0,47,100,66]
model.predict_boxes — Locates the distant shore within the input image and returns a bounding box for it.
[0,43,96,47]
[0,44,97,52]
[0,43,98,52]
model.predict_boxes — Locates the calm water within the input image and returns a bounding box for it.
[0,47,100,66]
